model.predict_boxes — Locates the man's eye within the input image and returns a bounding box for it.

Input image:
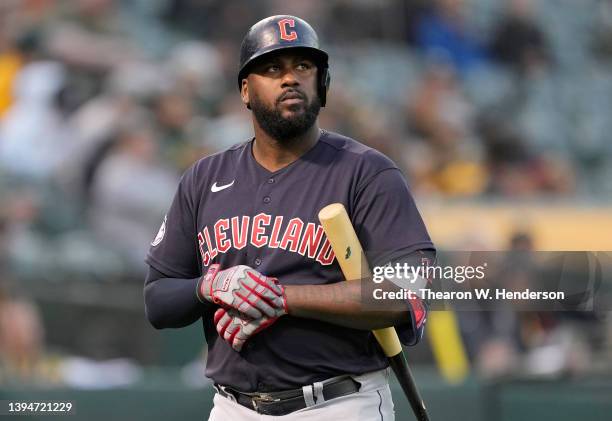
[297,62,312,70]
[266,65,280,72]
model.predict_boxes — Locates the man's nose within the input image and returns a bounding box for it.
[280,67,300,87]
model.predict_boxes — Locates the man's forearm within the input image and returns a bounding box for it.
[144,267,211,329]
[283,278,410,330]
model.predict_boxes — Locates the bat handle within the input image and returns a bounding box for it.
[388,353,430,421]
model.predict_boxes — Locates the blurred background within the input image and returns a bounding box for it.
[0,0,611,419]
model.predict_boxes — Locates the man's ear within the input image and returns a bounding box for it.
[241,79,251,110]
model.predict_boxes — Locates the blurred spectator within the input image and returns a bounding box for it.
[459,231,535,379]
[200,93,252,153]
[592,0,612,62]
[45,0,141,72]
[165,41,225,108]
[407,59,487,196]
[0,186,61,278]
[414,0,488,75]
[0,281,44,381]
[41,0,145,123]
[490,0,551,75]
[509,231,534,251]
[88,120,178,271]
[408,60,474,149]
[152,90,203,171]
[0,30,43,118]
[477,109,576,196]
[0,60,76,181]
[162,0,259,44]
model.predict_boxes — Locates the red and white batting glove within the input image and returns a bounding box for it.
[214,307,277,352]
[199,264,288,319]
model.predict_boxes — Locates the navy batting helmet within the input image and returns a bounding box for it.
[238,15,330,106]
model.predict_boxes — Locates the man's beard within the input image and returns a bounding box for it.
[250,91,321,142]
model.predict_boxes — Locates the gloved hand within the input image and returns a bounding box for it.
[214,307,277,352]
[199,264,287,319]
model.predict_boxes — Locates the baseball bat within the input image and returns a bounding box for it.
[318,203,430,421]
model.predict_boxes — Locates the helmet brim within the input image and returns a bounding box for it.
[237,45,328,90]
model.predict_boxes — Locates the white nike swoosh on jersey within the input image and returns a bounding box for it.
[211,180,235,192]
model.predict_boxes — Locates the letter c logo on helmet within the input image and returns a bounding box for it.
[278,18,297,41]
[237,15,331,107]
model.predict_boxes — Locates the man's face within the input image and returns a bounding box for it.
[241,50,321,141]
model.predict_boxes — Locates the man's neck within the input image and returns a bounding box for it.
[252,123,320,173]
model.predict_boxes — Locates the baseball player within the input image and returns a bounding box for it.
[144,15,435,420]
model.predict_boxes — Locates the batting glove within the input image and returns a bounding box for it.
[199,264,288,319]
[214,307,277,352]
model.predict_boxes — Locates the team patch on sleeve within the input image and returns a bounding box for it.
[151,215,167,246]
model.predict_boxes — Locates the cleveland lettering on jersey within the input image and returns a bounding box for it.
[197,214,335,267]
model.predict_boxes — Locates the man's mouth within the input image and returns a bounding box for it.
[281,97,304,105]
[278,91,305,105]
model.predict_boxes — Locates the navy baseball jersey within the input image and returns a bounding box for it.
[146,130,434,392]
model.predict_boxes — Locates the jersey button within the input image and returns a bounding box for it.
[263,196,271,203]
[267,178,275,184]
[254,258,262,266]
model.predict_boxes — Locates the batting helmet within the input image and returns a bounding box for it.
[238,15,330,106]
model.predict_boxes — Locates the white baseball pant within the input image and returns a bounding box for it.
[207,368,395,420]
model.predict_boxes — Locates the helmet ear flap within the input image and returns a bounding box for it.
[319,66,330,107]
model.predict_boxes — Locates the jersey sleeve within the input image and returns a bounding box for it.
[351,166,434,346]
[390,249,435,346]
[351,167,434,268]
[397,290,428,346]
[145,169,200,278]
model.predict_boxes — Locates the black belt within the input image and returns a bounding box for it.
[214,377,361,416]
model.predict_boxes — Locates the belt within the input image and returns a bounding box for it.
[214,376,361,416]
